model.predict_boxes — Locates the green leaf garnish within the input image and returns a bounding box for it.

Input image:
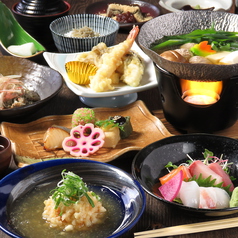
[165,161,178,169]
[203,149,214,165]
[203,149,214,160]
[51,170,100,212]
[95,119,123,130]
[151,26,238,52]
[186,174,232,196]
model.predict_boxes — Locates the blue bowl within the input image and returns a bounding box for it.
[0,159,145,237]
[50,14,119,53]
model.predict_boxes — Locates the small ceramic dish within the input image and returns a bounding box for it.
[85,0,160,29]
[0,100,172,167]
[0,135,12,175]
[0,2,46,64]
[132,134,238,217]
[49,14,119,53]
[0,56,63,121]
[159,0,233,13]
[0,159,146,238]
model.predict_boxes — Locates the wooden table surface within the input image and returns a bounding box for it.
[1,0,238,238]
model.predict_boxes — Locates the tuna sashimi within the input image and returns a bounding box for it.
[159,170,183,202]
[208,162,234,192]
[189,160,223,185]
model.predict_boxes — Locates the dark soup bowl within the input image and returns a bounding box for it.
[132,134,238,217]
[0,159,145,238]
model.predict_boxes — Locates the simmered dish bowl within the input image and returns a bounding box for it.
[85,0,160,29]
[0,159,145,238]
[138,11,238,81]
[0,56,63,121]
[132,134,238,216]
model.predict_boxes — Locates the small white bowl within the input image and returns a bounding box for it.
[159,0,232,13]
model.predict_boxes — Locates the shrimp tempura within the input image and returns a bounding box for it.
[89,26,140,92]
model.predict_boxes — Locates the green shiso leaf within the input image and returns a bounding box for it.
[186,174,232,196]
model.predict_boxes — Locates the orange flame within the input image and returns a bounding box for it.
[180,79,223,105]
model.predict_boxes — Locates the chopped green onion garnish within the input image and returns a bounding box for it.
[51,170,99,211]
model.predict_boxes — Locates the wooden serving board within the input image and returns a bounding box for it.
[0,100,172,167]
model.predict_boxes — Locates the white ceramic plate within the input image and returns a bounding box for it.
[159,0,232,12]
[43,42,158,98]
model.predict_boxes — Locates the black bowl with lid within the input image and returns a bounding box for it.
[12,0,70,52]
[14,0,68,15]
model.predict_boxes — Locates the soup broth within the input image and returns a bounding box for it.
[9,183,124,238]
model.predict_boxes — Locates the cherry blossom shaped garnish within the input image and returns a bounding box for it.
[62,123,105,157]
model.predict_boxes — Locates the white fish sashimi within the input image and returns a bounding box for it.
[177,182,230,209]
[199,187,230,209]
[199,187,217,209]
[177,181,200,208]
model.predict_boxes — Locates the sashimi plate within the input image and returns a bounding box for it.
[43,42,158,98]
[132,134,238,216]
[0,100,172,167]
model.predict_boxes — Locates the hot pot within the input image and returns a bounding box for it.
[138,11,238,132]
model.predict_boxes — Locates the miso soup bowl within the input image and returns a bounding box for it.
[0,159,145,238]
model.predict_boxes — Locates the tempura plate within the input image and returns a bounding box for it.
[43,42,158,97]
[0,100,172,167]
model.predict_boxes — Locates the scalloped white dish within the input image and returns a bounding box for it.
[43,42,158,98]
[159,0,232,12]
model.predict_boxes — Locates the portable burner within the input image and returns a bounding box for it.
[156,65,238,133]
